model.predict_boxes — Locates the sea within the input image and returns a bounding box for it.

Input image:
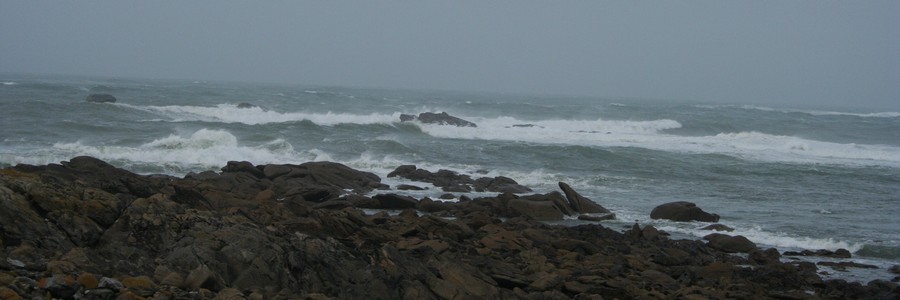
[2,74,898,283]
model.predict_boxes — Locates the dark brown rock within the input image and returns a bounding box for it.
[650,201,720,222]
[1,157,894,300]
[371,193,419,209]
[703,233,757,253]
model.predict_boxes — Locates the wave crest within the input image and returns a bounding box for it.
[118,103,398,126]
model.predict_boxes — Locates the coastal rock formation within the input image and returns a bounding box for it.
[0,157,896,299]
[84,93,117,103]
[399,112,477,127]
[388,165,532,193]
[650,201,720,222]
[559,181,611,214]
[703,233,758,253]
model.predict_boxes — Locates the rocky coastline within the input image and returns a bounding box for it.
[1,157,897,299]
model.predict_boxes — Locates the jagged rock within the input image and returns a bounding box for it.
[0,157,895,299]
[650,201,720,222]
[85,93,116,103]
[558,182,610,214]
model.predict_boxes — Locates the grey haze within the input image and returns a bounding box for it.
[1,1,897,110]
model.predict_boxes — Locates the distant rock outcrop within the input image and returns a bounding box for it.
[399,112,477,127]
[84,93,117,103]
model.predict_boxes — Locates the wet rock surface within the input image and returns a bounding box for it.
[650,201,720,222]
[1,157,896,299]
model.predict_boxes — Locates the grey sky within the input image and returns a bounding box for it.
[1,1,898,110]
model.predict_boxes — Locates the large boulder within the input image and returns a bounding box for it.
[399,112,477,127]
[703,233,757,253]
[558,182,610,214]
[650,201,720,222]
[85,94,117,103]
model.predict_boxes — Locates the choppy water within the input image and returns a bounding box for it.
[2,74,898,282]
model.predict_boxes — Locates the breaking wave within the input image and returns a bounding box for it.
[116,103,398,126]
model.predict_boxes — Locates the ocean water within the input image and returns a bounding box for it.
[2,74,898,282]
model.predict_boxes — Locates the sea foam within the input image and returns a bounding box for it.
[739,105,900,118]
[412,115,900,167]
[656,223,864,253]
[117,103,398,126]
[41,129,329,174]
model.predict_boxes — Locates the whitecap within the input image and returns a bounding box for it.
[739,105,900,118]
[115,103,398,126]
[410,114,900,167]
[8,129,328,175]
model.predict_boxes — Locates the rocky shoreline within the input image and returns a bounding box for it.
[1,157,897,299]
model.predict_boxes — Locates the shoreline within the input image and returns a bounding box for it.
[1,156,897,299]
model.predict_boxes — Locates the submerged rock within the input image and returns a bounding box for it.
[701,223,734,232]
[85,93,117,103]
[236,102,268,111]
[399,112,477,127]
[650,201,720,222]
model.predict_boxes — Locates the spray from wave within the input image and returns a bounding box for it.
[7,129,331,175]
[117,103,398,126]
[411,115,900,167]
[738,105,900,118]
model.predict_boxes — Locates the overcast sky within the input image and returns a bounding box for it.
[1,1,898,110]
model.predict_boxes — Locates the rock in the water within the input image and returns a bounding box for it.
[650,201,720,222]
[371,193,419,209]
[577,213,616,222]
[399,112,477,127]
[817,261,879,270]
[85,93,116,103]
[889,265,900,275]
[237,102,260,109]
[704,233,757,253]
[701,224,735,232]
[782,249,852,259]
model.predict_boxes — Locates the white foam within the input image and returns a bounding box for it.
[116,103,398,126]
[15,129,327,174]
[1,82,17,86]
[411,115,900,167]
[740,105,900,118]
[658,223,864,253]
